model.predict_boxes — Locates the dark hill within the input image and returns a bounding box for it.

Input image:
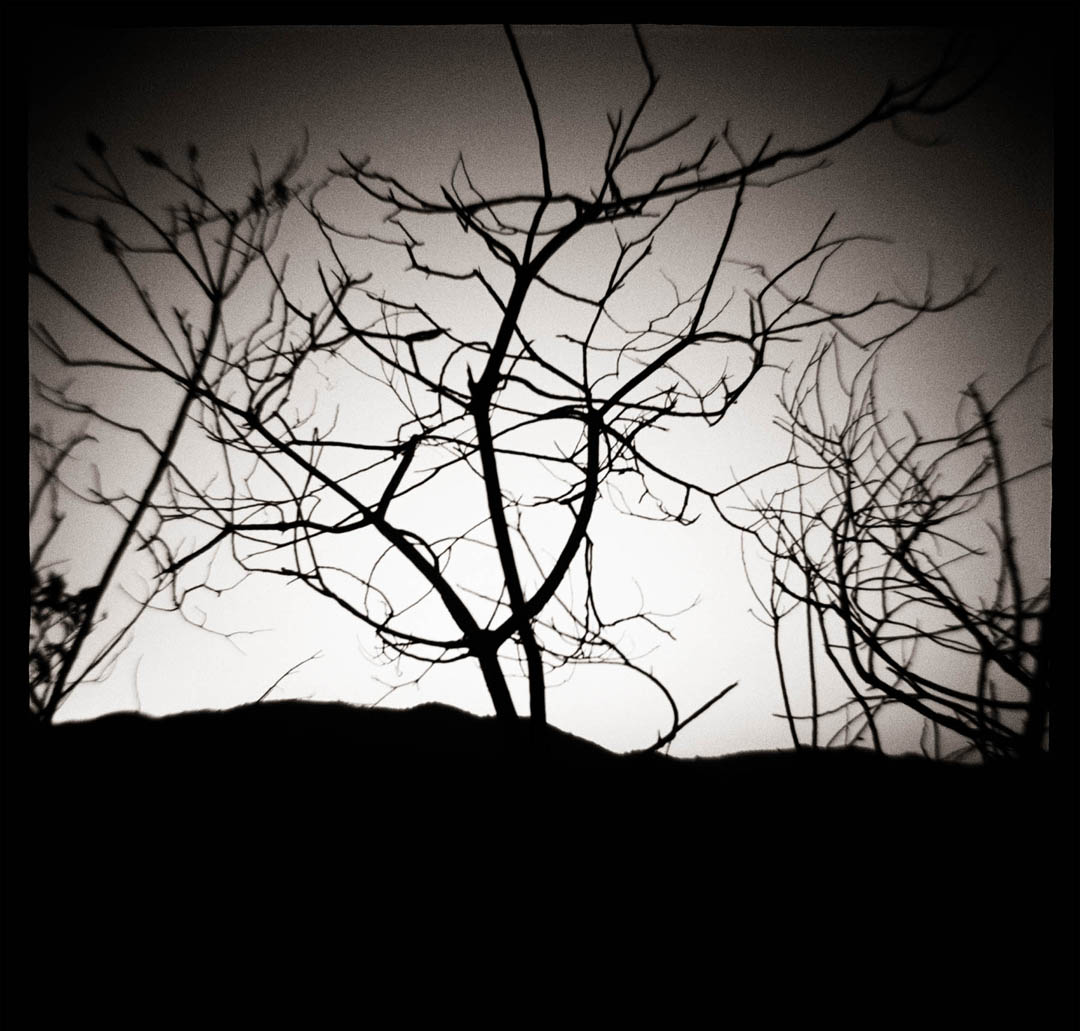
[8,701,1067,1022]
[19,699,1054,876]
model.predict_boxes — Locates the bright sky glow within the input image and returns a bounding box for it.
[28,25,1052,757]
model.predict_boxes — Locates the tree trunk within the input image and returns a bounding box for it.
[476,649,517,723]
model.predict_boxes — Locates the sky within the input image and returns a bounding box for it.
[27,23,1053,756]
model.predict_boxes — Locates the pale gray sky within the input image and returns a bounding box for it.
[29,25,1052,755]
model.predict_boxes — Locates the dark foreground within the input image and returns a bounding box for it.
[7,701,1074,1022]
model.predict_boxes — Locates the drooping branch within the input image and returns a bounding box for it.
[737,335,1050,759]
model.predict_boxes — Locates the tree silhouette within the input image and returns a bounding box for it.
[29,26,997,743]
[732,334,1051,760]
[28,126,309,723]
[28,426,149,721]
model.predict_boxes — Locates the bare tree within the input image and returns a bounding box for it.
[28,133,307,723]
[29,429,107,716]
[29,27,993,746]
[735,334,1051,761]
